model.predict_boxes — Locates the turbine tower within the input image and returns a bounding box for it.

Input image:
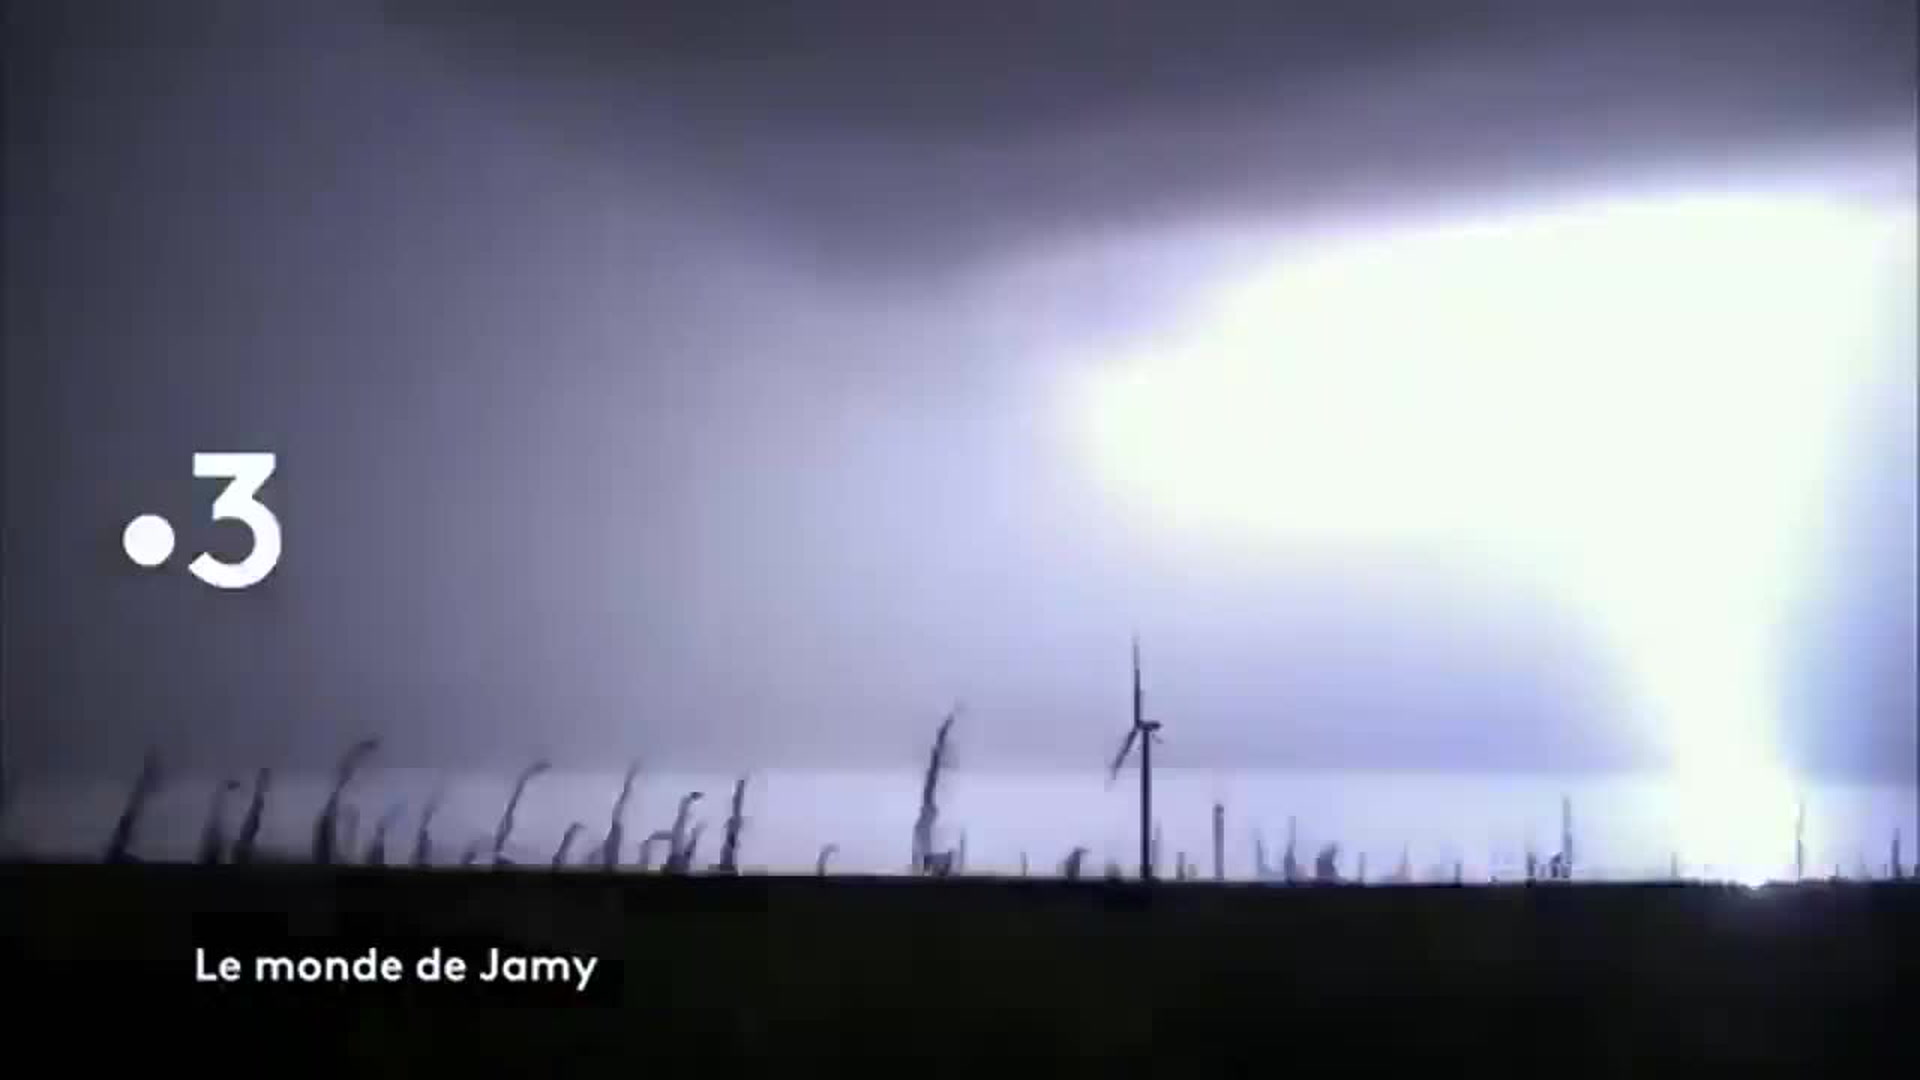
[1107,635,1163,882]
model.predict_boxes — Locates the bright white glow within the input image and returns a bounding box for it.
[1068,193,1915,877]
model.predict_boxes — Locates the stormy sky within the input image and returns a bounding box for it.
[3,0,1915,804]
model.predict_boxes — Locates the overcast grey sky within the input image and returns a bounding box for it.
[3,0,1914,799]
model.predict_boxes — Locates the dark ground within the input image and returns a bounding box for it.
[3,863,1913,1070]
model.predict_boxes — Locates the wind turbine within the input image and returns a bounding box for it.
[1106,635,1163,882]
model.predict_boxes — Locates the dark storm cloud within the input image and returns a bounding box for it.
[381,0,1918,270]
[383,0,1915,783]
[2,0,1912,787]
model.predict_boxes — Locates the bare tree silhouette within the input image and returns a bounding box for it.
[665,791,703,872]
[336,805,360,864]
[553,822,587,868]
[912,706,960,875]
[1063,846,1089,880]
[678,822,707,873]
[313,738,378,866]
[106,749,163,863]
[714,776,749,874]
[1282,816,1301,884]
[1314,842,1341,884]
[411,786,446,868]
[598,760,640,871]
[196,779,241,865]
[231,768,271,865]
[638,830,674,872]
[492,759,551,865]
[365,802,406,867]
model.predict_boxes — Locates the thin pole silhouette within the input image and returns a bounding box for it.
[232,768,271,865]
[1794,796,1806,881]
[1212,801,1226,881]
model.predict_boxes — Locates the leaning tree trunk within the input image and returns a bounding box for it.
[912,706,959,875]
[492,759,552,865]
[600,760,640,871]
[197,779,241,865]
[365,802,406,867]
[231,768,272,865]
[639,830,674,872]
[314,738,379,866]
[1063,846,1089,880]
[714,776,749,874]
[412,787,445,868]
[553,822,586,868]
[678,822,707,873]
[106,750,164,864]
[336,805,360,865]
[664,791,704,873]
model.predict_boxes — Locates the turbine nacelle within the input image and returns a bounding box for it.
[1105,720,1165,787]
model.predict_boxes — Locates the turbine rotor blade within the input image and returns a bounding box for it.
[1106,727,1140,786]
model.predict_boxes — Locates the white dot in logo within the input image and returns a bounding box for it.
[122,513,176,568]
